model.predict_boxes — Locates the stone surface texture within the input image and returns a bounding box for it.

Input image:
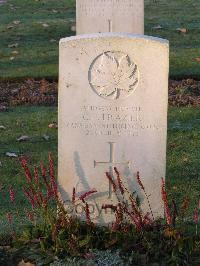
[76,0,144,35]
[58,33,169,224]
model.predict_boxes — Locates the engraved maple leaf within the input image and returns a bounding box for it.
[91,53,138,99]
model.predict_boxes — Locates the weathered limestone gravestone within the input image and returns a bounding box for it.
[58,33,169,223]
[76,0,144,35]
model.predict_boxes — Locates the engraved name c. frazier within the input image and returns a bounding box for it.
[88,51,139,100]
[94,142,130,198]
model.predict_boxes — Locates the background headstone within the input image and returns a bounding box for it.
[58,33,169,224]
[76,0,144,35]
[0,0,6,6]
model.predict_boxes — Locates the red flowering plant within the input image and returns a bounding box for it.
[102,168,154,232]
[19,153,59,223]
[6,153,99,256]
[2,154,199,263]
[70,186,98,225]
[2,153,73,254]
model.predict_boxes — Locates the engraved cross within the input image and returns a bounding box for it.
[108,19,113,32]
[94,142,130,198]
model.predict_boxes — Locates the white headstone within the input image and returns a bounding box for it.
[76,0,144,35]
[58,33,169,224]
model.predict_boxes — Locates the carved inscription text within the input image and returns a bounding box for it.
[64,105,162,137]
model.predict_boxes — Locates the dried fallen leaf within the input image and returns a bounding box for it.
[50,39,57,42]
[6,152,18,158]
[169,143,177,148]
[194,58,200,62]
[0,125,6,130]
[48,122,58,128]
[176,28,187,33]
[43,134,50,141]
[11,88,19,94]
[42,23,49,28]
[52,9,58,13]
[17,135,30,142]
[152,25,163,30]
[7,25,14,29]
[183,156,189,162]
[18,259,35,266]
[71,25,76,32]
[50,39,57,43]
[8,43,18,48]
[10,56,15,61]
[0,105,7,112]
[13,20,21,25]
[11,50,19,55]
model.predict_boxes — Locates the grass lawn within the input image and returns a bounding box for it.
[0,106,199,231]
[0,106,58,230]
[167,107,200,210]
[0,0,200,80]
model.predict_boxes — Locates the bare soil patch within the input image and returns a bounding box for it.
[0,78,199,108]
[168,79,200,107]
[0,79,57,108]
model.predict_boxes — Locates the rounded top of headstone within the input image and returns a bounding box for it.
[60,33,169,47]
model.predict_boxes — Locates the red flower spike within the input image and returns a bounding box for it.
[38,192,46,206]
[136,172,154,221]
[193,208,199,224]
[124,208,142,231]
[46,187,53,199]
[26,211,34,222]
[161,177,172,225]
[114,167,124,195]
[9,186,15,203]
[20,158,32,182]
[23,188,35,209]
[72,187,76,204]
[116,203,123,222]
[106,172,117,192]
[40,162,51,191]
[33,194,41,207]
[34,166,39,184]
[129,196,137,211]
[143,213,152,226]
[136,171,145,191]
[50,179,58,197]
[48,153,58,197]
[40,162,46,178]
[48,152,55,179]
[85,203,91,225]
[79,189,97,203]
[129,196,143,223]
